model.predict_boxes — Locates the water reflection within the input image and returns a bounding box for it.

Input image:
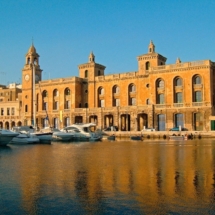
[1,140,215,214]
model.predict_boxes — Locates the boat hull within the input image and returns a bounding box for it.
[52,132,74,142]
[0,130,19,146]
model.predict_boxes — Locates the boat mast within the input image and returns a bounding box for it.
[33,64,36,129]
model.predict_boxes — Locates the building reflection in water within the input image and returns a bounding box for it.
[1,140,215,214]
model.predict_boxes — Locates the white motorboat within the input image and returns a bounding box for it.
[0,129,19,146]
[10,133,40,144]
[62,123,102,141]
[52,128,74,142]
[12,126,52,144]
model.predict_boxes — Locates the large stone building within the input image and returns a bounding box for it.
[1,41,215,131]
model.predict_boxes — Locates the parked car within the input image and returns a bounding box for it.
[142,127,156,132]
[103,126,118,131]
[169,127,188,131]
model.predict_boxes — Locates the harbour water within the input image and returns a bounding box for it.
[1,139,215,214]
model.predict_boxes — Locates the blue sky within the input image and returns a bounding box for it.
[0,0,215,84]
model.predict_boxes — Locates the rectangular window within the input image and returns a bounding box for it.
[65,100,70,109]
[132,98,136,105]
[158,94,165,104]
[43,102,48,110]
[53,101,58,110]
[1,108,4,116]
[7,108,10,115]
[25,105,28,112]
[11,108,15,115]
[101,99,105,107]
[176,92,183,103]
[195,91,202,102]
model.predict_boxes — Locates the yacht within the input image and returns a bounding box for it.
[0,129,19,146]
[12,126,52,144]
[41,128,74,142]
[62,123,102,141]
[10,133,40,144]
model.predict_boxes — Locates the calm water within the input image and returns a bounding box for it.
[1,139,215,215]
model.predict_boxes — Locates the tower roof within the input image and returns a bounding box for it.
[28,44,37,54]
[26,44,39,57]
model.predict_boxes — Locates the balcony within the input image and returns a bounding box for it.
[173,103,184,107]
[192,102,203,106]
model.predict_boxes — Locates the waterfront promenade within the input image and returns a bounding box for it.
[102,130,215,140]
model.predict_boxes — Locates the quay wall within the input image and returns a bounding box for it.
[102,131,215,140]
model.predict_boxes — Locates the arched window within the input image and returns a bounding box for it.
[157,79,164,88]
[194,91,202,102]
[173,77,183,104]
[128,84,136,106]
[156,78,165,104]
[65,88,70,95]
[42,90,48,98]
[175,77,182,86]
[85,70,88,78]
[192,75,203,103]
[98,87,104,95]
[146,61,150,70]
[112,85,120,107]
[64,88,71,109]
[146,99,150,105]
[85,103,88,108]
[193,75,201,84]
[42,90,48,110]
[98,87,105,107]
[53,89,58,97]
[158,94,165,104]
[129,84,136,93]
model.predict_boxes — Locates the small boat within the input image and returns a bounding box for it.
[168,135,187,141]
[130,135,143,141]
[0,129,19,146]
[107,135,116,141]
[10,133,40,144]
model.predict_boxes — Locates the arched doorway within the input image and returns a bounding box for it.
[120,114,130,131]
[157,114,166,131]
[5,121,9,129]
[11,121,16,129]
[89,115,97,124]
[104,114,113,128]
[17,121,22,126]
[175,113,184,127]
[137,113,148,131]
[0,122,3,128]
[194,112,203,131]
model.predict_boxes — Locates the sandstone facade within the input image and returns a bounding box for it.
[0,41,215,131]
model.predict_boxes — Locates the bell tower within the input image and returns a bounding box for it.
[137,40,167,75]
[22,44,42,125]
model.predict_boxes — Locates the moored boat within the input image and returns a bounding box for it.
[62,123,102,142]
[52,128,74,142]
[0,129,19,146]
[168,135,187,141]
[10,133,40,144]
[130,135,143,141]
[107,135,116,141]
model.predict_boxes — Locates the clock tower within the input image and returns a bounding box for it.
[22,44,42,125]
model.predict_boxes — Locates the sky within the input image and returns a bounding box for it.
[0,0,215,85]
